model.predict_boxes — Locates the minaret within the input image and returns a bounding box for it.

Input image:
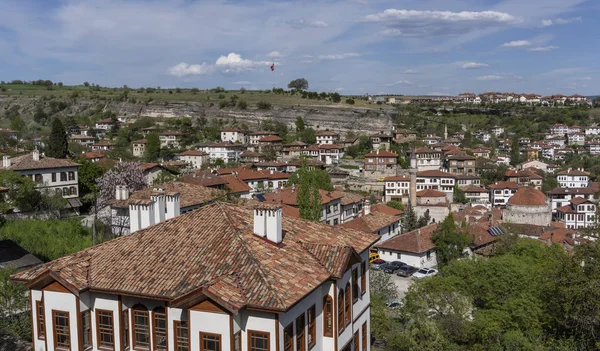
[409,145,417,207]
[444,124,448,140]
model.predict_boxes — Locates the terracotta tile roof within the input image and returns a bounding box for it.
[507,187,547,206]
[221,175,252,193]
[133,139,147,144]
[259,136,284,142]
[557,169,590,176]
[111,182,226,209]
[12,202,379,311]
[547,187,597,195]
[248,131,278,136]
[461,185,488,193]
[340,211,399,233]
[160,130,184,136]
[316,131,339,136]
[179,150,208,156]
[364,150,398,158]
[375,224,436,253]
[447,155,476,160]
[569,197,592,205]
[8,153,79,171]
[84,152,105,160]
[281,204,300,218]
[259,169,289,180]
[264,187,343,206]
[139,163,161,172]
[318,144,344,150]
[182,171,228,188]
[283,141,308,147]
[371,204,403,216]
[417,170,455,178]
[417,189,446,197]
[539,228,577,245]
[487,181,519,189]
[384,175,410,181]
[334,191,365,206]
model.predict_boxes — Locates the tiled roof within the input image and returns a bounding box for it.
[84,152,105,160]
[316,131,339,136]
[570,197,592,205]
[139,163,161,172]
[318,144,344,150]
[221,128,245,132]
[259,169,289,180]
[264,187,343,206]
[384,175,410,181]
[487,181,519,189]
[447,155,476,160]
[132,139,147,144]
[8,153,79,171]
[160,131,184,136]
[335,191,364,206]
[461,185,488,193]
[111,182,226,209]
[182,171,228,187]
[248,131,278,136]
[546,187,597,195]
[12,202,379,311]
[259,136,284,142]
[417,170,455,178]
[557,169,590,176]
[375,224,436,253]
[221,175,253,193]
[340,211,399,233]
[507,187,547,206]
[416,189,446,197]
[179,150,207,156]
[415,148,441,154]
[371,204,403,216]
[92,141,116,146]
[364,150,398,158]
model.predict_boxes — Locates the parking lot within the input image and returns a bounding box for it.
[390,274,413,299]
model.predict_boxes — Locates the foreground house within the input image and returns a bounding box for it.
[12,202,378,351]
[340,201,401,242]
[375,223,437,268]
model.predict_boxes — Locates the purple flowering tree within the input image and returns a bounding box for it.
[96,161,147,205]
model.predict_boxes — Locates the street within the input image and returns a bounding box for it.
[390,274,413,299]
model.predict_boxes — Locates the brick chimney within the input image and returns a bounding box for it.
[254,204,283,244]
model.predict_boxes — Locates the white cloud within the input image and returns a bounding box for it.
[266,51,283,59]
[284,19,329,29]
[529,46,559,52]
[403,69,418,74]
[361,9,522,37]
[476,75,502,81]
[215,53,271,75]
[233,81,251,85]
[385,80,413,86]
[168,62,213,77]
[462,62,489,69]
[333,87,345,91]
[500,40,532,48]
[542,17,582,27]
[317,53,361,60]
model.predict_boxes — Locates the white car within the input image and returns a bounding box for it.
[412,268,438,279]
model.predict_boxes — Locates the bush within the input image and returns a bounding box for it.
[218,94,225,99]
[346,98,355,105]
[257,101,272,110]
[238,100,248,110]
[212,86,225,93]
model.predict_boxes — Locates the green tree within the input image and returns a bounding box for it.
[288,166,333,191]
[431,214,471,268]
[295,116,306,132]
[403,204,418,232]
[417,209,431,228]
[0,268,30,340]
[144,133,161,162]
[453,184,468,204]
[47,118,69,158]
[0,170,45,213]
[287,78,309,90]
[296,163,324,221]
[77,160,105,197]
[510,138,521,166]
[297,127,316,144]
[331,92,341,103]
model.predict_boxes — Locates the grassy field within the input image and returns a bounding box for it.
[0,84,374,108]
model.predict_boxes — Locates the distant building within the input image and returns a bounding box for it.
[415,189,449,224]
[446,155,476,175]
[383,175,410,203]
[178,150,210,169]
[340,201,401,242]
[132,139,147,157]
[375,224,437,269]
[363,150,398,173]
[557,169,590,188]
[159,131,184,148]
[488,181,519,207]
[220,128,247,144]
[91,141,115,151]
[315,131,340,145]
[504,187,552,226]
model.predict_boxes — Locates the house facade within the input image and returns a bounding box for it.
[132,139,147,158]
[363,150,398,172]
[13,202,378,351]
[555,197,597,229]
[178,150,210,169]
[383,175,410,203]
[487,181,519,207]
[375,223,437,269]
[220,128,247,144]
[316,131,340,145]
[159,131,184,149]
[557,169,590,188]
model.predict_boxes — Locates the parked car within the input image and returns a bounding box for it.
[383,260,407,274]
[370,259,386,270]
[396,265,418,277]
[386,300,402,309]
[412,268,438,279]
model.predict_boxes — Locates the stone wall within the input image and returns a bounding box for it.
[504,203,552,226]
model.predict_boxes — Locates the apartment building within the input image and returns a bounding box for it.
[413,148,442,171]
[316,131,340,145]
[547,187,598,213]
[446,155,476,175]
[555,197,597,229]
[557,169,590,188]
[383,175,410,202]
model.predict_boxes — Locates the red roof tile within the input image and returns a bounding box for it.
[507,187,547,206]
[375,224,437,253]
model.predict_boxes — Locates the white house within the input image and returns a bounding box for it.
[384,175,410,203]
[555,197,597,229]
[375,223,437,268]
[201,142,245,163]
[585,141,600,155]
[69,135,97,147]
[159,131,183,148]
[248,131,279,145]
[340,201,401,243]
[422,135,443,145]
[414,148,442,171]
[461,185,490,205]
[220,128,247,144]
[556,169,590,188]
[547,187,598,212]
[12,202,379,351]
[318,144,344,165]
[94,118,114,130]
[585,126,600,136]
[490,126,504,137]
[550,124,569,135]
[91,141,115,151]
[487,181,519,207]
[178,150,210,169]
[2,150,81,206]
[316,131,340,145]
[416,170,455,201]
[567,132,585,146]
[132,139,147,158]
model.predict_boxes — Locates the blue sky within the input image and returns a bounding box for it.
[0,0,597,95]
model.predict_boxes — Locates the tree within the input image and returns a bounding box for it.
[296,163,324,221]
[345,98,355,105]
[77,160,105,197]
[295,116,306,132]
[237,100,248,110]
[386,200,404,211]
[83,81,90,87]
[417,209,431,227]
[403,204,418,232]
[431,214,471,268]
[287,165,333,191]
[0,268,31,340]
[47,118,69,158]
[97,162,147,205]
[331,92,341,103]
[257,101,271,110]
[453,184,468,204]
[287,78,309,91]
[510,138,521,166]
[144,133,161,162]
[297,128,316,144]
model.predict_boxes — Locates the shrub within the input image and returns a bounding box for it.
[238,100,248,110]
[346,98,355,105]
[257,101,272,110]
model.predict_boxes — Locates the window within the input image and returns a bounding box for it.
[334,219,339,226]
[248,330,269,351]
[68,172,75,181]
[323,295,333,337]
[307,305,316,349]
[200,332,221,351]
[284,324,293,351]
[70,186,77,196]
[96,309,115,350]
[352,269,359,303]
[362,323,367,350]
[122,309,129,350]
[60,172,67,182]
[337,290,344,334]
[52,173,57,182]
[35,174,43,183]
[353,331,359,351]
[360,262,366,296]
[132,305,150,349]
[233,331,241,351]
[174,321,189,351]
[396,253,401,259]
[53,310,70,350]
[296,314,306,351]
[36,300,45,339]
[345,283,351,326]
[82,311,91,350]
[63,188,69,196]
[152,307,167,350]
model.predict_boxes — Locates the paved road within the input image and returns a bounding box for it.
[390,274,413,299]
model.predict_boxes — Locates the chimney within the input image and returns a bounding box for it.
[115,185,122,200]
[165,192,181,220]
[33,149,40,161]
[129,203,141,233]
[292,184,296,193]
[364,200,371,216]
[121,186,129,200]
[270,169,274,175]
[2,155,10,168]
[253,205,283,244]
[139,201,155,230]
[151,191,166,224]
[376,149,379,155]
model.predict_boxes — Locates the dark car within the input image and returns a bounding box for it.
[370,259,386,270]
[396,265,418,277]
[383,260,406,274]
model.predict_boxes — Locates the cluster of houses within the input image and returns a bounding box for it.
[369,93,589,106]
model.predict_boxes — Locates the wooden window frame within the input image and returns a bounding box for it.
[122,309,130,350]
[199,332,222,351]
[353,330,359,351]
[132,305,150,350]
[360,262,367,296]
[352,269,359,303]
[173,321,189,351]
[96,309,115,351]
[362,322,367,350]
[283,323,293,351]
[247,330,270,351]
[152,307,167,351]
[323,295,333,337]
[337,290,345,335]
[233,331,241,351]
[307,305,316,349]
[296,313,305,351]
[52,310,71,351]
[36,300,45,340]
[345,283,351,327]
[82,310,92,350]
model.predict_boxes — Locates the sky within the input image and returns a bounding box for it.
[0,0,597,95]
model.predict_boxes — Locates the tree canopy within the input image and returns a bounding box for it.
[46,118,68,158]
[287,78,309,91]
